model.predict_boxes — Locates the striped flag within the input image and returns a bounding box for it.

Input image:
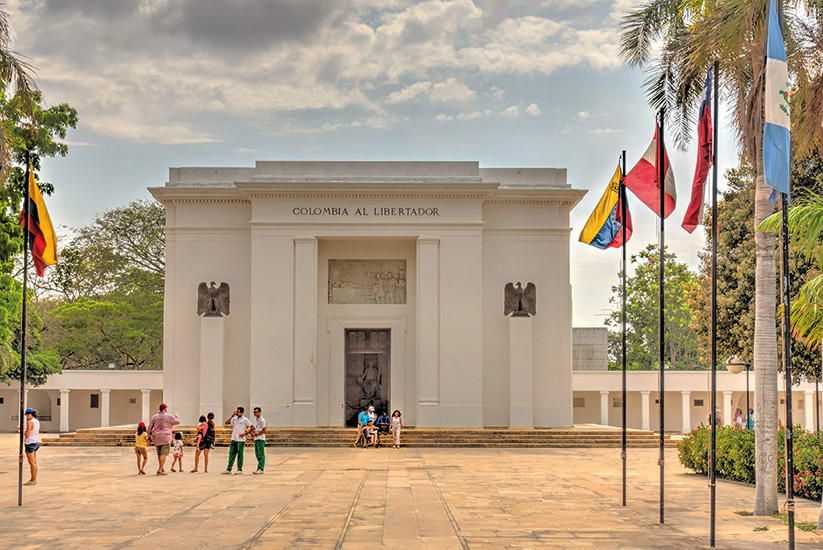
[20,169,57,277]
[763,0,790,202]
[579,163,632,249]
[682,70,714,233]
[623,122,676,218]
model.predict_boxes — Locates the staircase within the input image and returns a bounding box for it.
[41,425,679,448]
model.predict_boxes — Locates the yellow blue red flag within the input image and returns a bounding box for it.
[20,169,57,277]
[579,164,632,249]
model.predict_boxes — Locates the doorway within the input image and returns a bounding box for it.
[344,329,391,427]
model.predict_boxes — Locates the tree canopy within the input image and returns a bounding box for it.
[606,244,703,370]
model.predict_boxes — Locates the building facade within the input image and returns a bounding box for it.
[149,161,585,427]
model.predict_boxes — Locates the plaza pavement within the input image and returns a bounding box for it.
[0,433,820,549]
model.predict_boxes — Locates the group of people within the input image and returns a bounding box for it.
[709,407,755,430]
[138,404,268,476]
[355,405,404,447]
[733,407,755,430]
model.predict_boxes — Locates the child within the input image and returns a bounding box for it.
[170,432,184,472]
[135,422,148,475]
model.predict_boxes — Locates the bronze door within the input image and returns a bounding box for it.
[344,329,390,427]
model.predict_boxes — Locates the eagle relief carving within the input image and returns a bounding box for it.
[197,281,230,317]
[504,282,536,317]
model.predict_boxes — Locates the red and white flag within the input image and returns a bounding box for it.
[623,122,676,218]
[682,70,713,233]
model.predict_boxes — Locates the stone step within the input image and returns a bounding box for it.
[42,426,680,448]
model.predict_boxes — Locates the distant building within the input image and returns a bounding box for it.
[572,327,608,371]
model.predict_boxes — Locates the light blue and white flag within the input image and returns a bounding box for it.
[764,0,791,203]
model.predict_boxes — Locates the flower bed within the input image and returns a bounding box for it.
[677,425,823,501]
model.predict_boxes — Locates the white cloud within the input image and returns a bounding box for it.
[386,81,433,103]
[435,113,454,121]
[578,110,591,119]
[8,1,624,143]
[387,77,474,104]
[526,103,541,115]
[457,111,484,120]
[590,128,619,135]
[501,105,519,117]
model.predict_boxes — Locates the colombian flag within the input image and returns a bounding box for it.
[579,164,632,249]
[20,169,57,277]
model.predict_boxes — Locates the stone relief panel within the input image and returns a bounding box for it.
[328,260,407,304]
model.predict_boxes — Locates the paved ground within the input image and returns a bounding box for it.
[0,434,820,549]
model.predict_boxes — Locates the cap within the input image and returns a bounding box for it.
[24,408,34,415]
[159,403,167,410]
[138,422,146,428]
[368,405,375,411]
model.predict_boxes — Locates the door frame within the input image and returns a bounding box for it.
[327,315,407,427]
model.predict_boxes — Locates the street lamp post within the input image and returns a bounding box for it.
[725,355,749,428]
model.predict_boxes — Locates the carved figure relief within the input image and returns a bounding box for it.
[329,260,407,304]
[197,281,230,317]
[344,329,391,427]
[504,282,536,317]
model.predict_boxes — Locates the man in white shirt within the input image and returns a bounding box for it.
[222,406,252,475]
[252,407,267,475]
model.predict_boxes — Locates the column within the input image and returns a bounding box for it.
[681,391,691,433]
[722,390,733,428]
[640,390,651,431]
[59,389,70,432]
[141,389,151,423]
[509,316,533,427]
[100,388,111,428]
[805,390,815,432]
[200,316,225,417]
[292,237,317,426]
[599,390,610,427]
[416,237,440,426]
[249,231,294,426]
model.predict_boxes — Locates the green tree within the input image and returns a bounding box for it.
[47,293,162,370]
[692,161,822,382]
[0,92,77,387]
[39,200,165,370]
[47,200,164,300]
[606,244,703,370]
[620,0,823,515]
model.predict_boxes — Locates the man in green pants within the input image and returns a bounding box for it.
[222,406,252,475]
[252,407,267,474]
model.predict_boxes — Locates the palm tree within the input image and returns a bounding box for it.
[760,189,823,528]
[620,0,823,515]
[0,6,36,172]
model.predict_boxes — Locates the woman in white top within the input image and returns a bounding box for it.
[23,408,40,485]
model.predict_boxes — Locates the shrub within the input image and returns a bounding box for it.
[677,425,822,501]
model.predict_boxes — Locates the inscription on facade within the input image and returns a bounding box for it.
[293,206,439,216]
[329,260,407,304]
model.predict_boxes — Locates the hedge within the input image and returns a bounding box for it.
[677,425,823,501]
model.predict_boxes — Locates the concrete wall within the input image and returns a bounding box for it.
[572,327,608,371]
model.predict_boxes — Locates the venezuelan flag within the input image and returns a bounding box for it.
[20,169,57,277]
[579,164,632,249]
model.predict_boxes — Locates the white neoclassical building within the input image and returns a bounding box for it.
[148,161,585,428]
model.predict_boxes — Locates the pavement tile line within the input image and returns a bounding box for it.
[333,468,370,550]
[418,450,470,550]
[239,469,325,550]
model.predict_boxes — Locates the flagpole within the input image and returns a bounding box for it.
[658,107,666,525]
[17,152,30,507]
[709,59,719,549]
[621,149,627,507]
[775,1,795,547]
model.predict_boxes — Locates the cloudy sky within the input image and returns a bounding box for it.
[8,0,741,326]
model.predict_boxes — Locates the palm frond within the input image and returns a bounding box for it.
[788,273,823,346]
[760,191,823,265]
